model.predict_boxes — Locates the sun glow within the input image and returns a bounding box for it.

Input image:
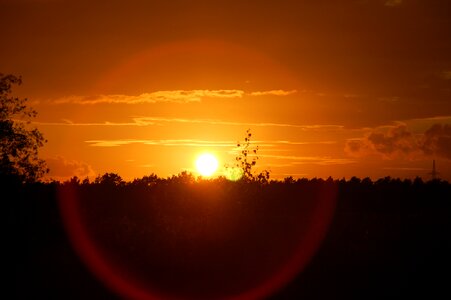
[195,153,219,177]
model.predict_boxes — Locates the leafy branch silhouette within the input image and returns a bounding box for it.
[0,73,48,182]
[229,129,270,183]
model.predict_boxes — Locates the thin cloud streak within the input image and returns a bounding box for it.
[405,115,451,123]
[33,117,344,131]
[33,120,154,126]
[258,154,356,165]
[249,89,297,96]
[85,139,238,148]
[274,140,337,145]
[53,90,244,105]
[271,173,310,178]
[50,89,297,105]
[132,117,344,131]
[383,167,428,171]
[85,139,338,148]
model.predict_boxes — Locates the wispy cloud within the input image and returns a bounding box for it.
[273,140,337,145]
[53,90,244,105]
[130,117,344,131]
[85,139,337,148]
[34,116,344,131]
[51,89,297,105]
[33,119,153,126]
[249,89,297,96]
[259,154,356,165]
[406,116,451,123]
[383,167,428,171]
[270,172,310,178]
[85,139,238,148]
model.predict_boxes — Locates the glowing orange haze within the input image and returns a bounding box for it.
[1,1,450,181]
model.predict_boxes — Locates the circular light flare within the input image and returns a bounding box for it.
[225,166,244,181]
[58,180,338,300]
[195,153,219,177]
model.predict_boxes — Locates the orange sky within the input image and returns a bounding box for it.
[1,0,450,181]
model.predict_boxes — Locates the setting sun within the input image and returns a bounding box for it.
[195,153,219,177]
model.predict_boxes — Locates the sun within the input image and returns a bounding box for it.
[195,153,219,177]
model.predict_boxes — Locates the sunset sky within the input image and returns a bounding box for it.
[1,0,450,181]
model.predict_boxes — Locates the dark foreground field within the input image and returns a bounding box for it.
[6,176,451,299]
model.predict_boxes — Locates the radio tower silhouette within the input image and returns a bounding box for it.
[429,159,439,180]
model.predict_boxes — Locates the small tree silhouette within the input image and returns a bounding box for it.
[169,171,196,184]
[94,173,125,186]
[131,173,160,187]
[228,129,270,183]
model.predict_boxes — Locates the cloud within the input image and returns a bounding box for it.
[406,115,451,123]
[345,124,419,159]
[34,116,344,131]
[383,167,428,171]
[367,125,417,155]
[85,139,337,148]
[45,156,96,181]
[258,154,356,165]
[130,117,344,130]
[249,89,297,96]
[345,123,451,160]
[421,123,451,159]
[270,140,337,145]
[85,139,238,148]
[53,90,245,105]
[51,89,297,105]
[33,119,152,126]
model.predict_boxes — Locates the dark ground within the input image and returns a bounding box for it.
[7,177,451,299]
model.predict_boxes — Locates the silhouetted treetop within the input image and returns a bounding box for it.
[227,129,270,183]
[94,173,125,186]
[0,73,48,182]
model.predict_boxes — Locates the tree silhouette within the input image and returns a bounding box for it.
[94,172,125,186]
[229,129,270,183]
[0,73,48,182]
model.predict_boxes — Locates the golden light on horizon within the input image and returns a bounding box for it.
[195,153,219,177]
